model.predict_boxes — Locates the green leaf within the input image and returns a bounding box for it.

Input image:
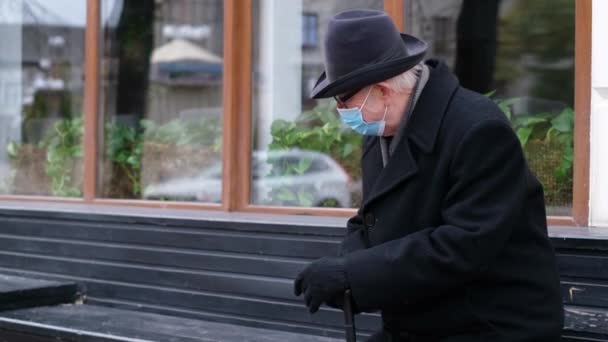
[73,147,84,158]
[126,155,139,166]
[551,108,574,133]
[499,97,521,107]
[498,104,512,120]
[321,123,332,135]
[516,127,533,146]
[277,188,297,202]
[514,116,547,127]
[7,142,19,158]
[116,153,128,163]
[270,120,291,135]
[297,191,314,207]
[293,157,312,175]
[496,97,521,120]
[342,143,353,158]
[484,90,496,98]
[545,126,557,139]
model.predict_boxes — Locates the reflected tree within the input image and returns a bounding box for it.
[454,0,501,93]
[497,0,575,107]
[114,0,155,120]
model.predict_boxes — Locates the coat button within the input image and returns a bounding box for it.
[364,213,375,228]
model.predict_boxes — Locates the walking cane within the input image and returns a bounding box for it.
[343,289,357,342]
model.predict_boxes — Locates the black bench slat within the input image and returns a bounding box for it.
[562,280,608,308]
[0,274,81,312]
[0,220,339,259]
[0,234,308,278]
[0,304,343,342]
[565,305,608,337]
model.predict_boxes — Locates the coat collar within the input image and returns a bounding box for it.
[362,60,459,208]
[405,59,459,153]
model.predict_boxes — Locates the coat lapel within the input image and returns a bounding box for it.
[362,60,460,209]
[362,136,418,208]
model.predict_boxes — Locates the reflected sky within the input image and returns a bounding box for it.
[0,0,119,26]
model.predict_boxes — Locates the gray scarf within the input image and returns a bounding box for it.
[380,64,430,167]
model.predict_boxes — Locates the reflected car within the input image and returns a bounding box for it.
[143,149,352,207]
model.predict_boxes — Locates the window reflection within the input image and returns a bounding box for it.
[251,0,383,208]
[100,0,224,202]
[406,0,575,215]
[0,0,86,197]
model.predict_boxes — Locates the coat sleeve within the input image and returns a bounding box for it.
[339,214,370,256]
[344,119,529,312]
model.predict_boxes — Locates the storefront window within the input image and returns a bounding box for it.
[251,0,383,209]
[99,0,224,202]
[405,0,575,215]
[0,0,86,197]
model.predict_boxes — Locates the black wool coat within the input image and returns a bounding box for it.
[340,60,564,341]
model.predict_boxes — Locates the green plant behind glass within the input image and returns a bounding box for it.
[8,115,222,199]
[266,100,361,207]
[105,121,144,196]
[42,118,83,197]
[493,96,573,183]
[483,93,573,210]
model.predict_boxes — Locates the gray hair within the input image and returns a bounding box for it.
[385,63,423,94]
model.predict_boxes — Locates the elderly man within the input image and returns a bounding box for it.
[293,9,564,342]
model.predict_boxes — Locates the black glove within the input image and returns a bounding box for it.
[325,292,361,314]
[293,256,348,314]
[325,294,344,310]
[339,229,369,256]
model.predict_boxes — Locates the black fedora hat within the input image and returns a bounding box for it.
[311,9,427,99]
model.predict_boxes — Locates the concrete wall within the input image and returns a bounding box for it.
[590,0,608,227]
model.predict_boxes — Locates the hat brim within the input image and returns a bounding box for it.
[310,34,427,99]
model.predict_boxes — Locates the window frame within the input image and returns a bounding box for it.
[301,12,320,49]
[0,0,591,227]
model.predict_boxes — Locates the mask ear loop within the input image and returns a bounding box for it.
[376,105,389,136]
[359,86,374,110]
[358,86,378,125]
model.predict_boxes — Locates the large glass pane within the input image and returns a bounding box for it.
[100,0,223,202]
[0,0,86,197]
[251,0,383,208]
[405,0,575,215]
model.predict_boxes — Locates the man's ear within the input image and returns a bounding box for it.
[375,81,392,101]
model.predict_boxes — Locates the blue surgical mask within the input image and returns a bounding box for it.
[337,87,388,136]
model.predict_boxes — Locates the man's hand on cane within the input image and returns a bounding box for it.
[293,256,350,314]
